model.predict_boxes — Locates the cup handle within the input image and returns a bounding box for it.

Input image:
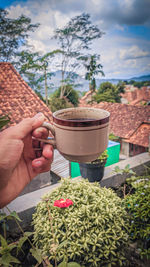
[35,121,56,147]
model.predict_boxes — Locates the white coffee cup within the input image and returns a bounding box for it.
[38,107,110,163]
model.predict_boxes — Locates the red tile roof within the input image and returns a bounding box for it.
[121,86,150,106]
[79,101,150,147]
[0,62,52,127]
[79,90,97,105]
[125,123,150,147]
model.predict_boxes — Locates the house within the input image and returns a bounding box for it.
[79,101,150,157]
[121,85,150,106]
[0,62,52,125]
[79,90,96,105]
[0,62,69,186]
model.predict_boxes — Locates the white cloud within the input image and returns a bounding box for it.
[36,25,53,41]
[6,0,150,78]
[119,45,150,60]
[7,4,31,18]
[27,38,47,53]
[115,24,125,31]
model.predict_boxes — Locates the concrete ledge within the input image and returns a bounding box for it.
[2,153,150,232]
[3,178,82,232]
[101,152,150,187]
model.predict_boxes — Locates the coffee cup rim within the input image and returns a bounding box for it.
[52,107,110,127]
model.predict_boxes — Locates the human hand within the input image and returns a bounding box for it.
[0,113,53,208]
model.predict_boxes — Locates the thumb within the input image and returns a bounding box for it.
[6,113,45,140]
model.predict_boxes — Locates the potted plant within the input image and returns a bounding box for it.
[79,150,108,182]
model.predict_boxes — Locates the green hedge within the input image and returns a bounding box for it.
[33,179,129,266]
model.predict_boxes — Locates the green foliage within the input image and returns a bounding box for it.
[0,234,21,266]
[34,89,45,103]
[0,209,46,266]
[16,49,61,105]
[124,80,150,88]
[109,133,120,142]
[90,150,108,165]
[84,54,104,91]
[54,13,103,97]
[49,96,73,112]
[0,211,22,222]
[124,174,150,259]
[30,247,43,264]
[0,8,39,62]
[53,85,79,107]
[93,81,125,103]
[64,87,79,107]
[15,50,41,90]
[58,262,81,267]
[33,178,129,267]
[113,164,136,176]
[0,211,27,266]
[0,115,10,130]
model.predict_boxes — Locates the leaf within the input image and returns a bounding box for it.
[24,231,33,237]
[17,234,30,255]
[0,212,7,222]
[58,261,67,267]
[125,164,130,170]
[114,166,121,173]
[67,262,81,267]
[30,248,43,264]
[129,170,136,175]
[1,253,20,265]
[105,264,111,267]
[58,262,81,267]
[0,234,8,248]
[8,211,22,222]
[7,243,18,252]
[57,240,68,250]
[0,115,10,129]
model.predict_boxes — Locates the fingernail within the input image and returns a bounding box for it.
[34,112,44,119]
[34,160,42,167]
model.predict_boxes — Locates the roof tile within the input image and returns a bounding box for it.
[79,101,150,147]
[0,62,52,127]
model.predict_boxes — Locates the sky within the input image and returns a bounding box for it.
[1,0,150,79]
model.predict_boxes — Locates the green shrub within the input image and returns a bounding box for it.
[52,85,79,107]
[124,175,150,259]
[33,179,129,266]
[49,96,73,112]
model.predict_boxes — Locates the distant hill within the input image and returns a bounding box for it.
[35,71,150,96]
[52,72,150,91]
[128,74,150,82]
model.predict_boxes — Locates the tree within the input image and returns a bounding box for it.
[84,54,104,91]
[49,84,80,112]
[53,13,104,98]
[15,51,40,90]
[49,97,73,113]
[0,8,39,62]
[35,51,61,105]
[53,84,79,107]
[16,50,61,105]
[117,81,125,94]
[92,81,125,103]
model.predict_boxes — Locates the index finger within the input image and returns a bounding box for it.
[3,114,45,140]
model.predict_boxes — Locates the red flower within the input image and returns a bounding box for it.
[54,198,73,208]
